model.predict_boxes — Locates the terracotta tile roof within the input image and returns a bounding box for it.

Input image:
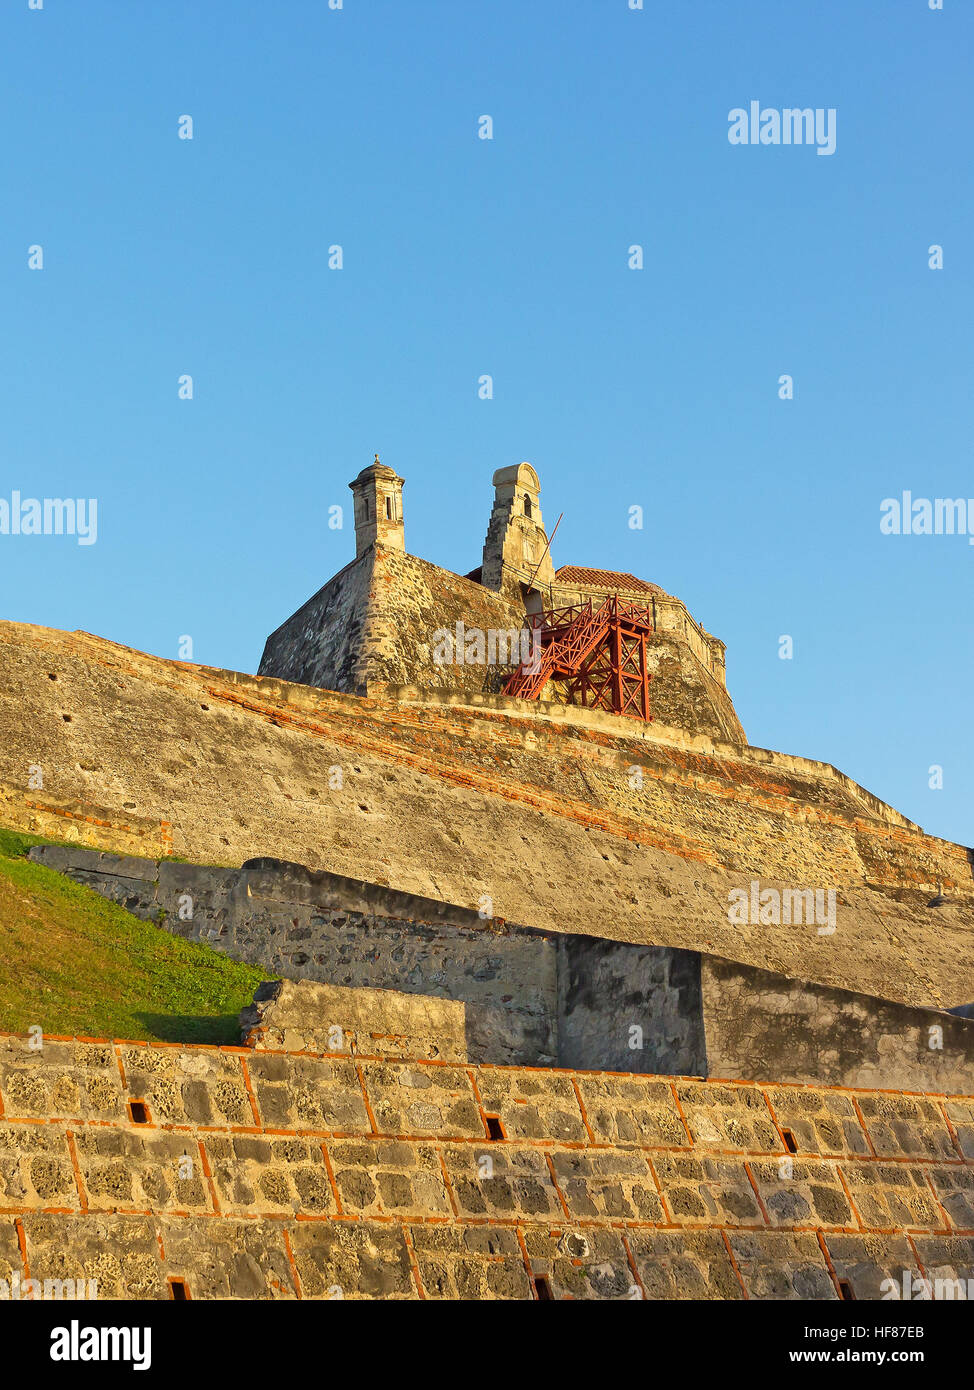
[555,565,666,596]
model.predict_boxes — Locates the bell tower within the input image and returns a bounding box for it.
[349,456,405,559]
[481,463,554,596]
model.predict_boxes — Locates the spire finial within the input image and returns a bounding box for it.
[374,452,380,465]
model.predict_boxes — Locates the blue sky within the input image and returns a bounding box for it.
[1,0,971,844]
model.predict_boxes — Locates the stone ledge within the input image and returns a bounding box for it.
[240,978,469,1062]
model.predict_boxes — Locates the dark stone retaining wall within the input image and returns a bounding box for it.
[29,845,974,1090]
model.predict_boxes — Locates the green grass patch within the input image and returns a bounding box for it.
[0,825,232,868]
[0,841,270,1045]
[0,826,69,860]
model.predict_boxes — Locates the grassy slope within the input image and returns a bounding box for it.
[0,828,268,1044]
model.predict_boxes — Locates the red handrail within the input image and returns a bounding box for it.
[502,595,654,704]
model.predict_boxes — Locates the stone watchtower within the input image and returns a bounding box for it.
[349,457,405,559]
[481,463,554,600]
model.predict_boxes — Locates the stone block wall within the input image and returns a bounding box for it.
[29,848,559,1068]
[240,979,470,1063]
[2,1025,974,1300]
[363,547,528,694]
[700,958,974,1091]
[258,554,374,694]
[260,545,529,699]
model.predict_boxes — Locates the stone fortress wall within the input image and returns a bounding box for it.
[2,988,974,1302]
[259,548,526,700]
[256,554,376,696]
[259,545,746,743]
[550,571,729,690]
[5,459,973,1302]
[30,846,974,1094]
[1,622,971,1015]
[258,461,746,744]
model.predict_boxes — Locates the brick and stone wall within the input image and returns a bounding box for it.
[2,1017,974,1300]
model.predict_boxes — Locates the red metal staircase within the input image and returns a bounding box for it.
[502,594,654,721]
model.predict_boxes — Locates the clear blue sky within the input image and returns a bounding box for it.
[2,0,971,845]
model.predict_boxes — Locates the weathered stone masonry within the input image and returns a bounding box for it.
[6,454,974,1304]
[29,847,974,1092]
[3,622,972,1015]
[3,1024,974,1300]
[259,462,747,744]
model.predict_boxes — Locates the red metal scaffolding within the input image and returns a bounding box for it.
[502,594,654,721]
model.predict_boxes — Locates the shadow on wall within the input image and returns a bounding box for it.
[557,939,706,1075]
[132,1013,245,1046]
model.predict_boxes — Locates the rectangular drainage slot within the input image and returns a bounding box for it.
[838,1280,855,1301]
[169,1279,190,1301]
[127,1100,150,1125]
[532,1275,553,1301]
[782,1129,798,1154]
[485,1115,505,1141]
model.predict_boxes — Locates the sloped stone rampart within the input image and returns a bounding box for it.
[2,621,972,1011]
